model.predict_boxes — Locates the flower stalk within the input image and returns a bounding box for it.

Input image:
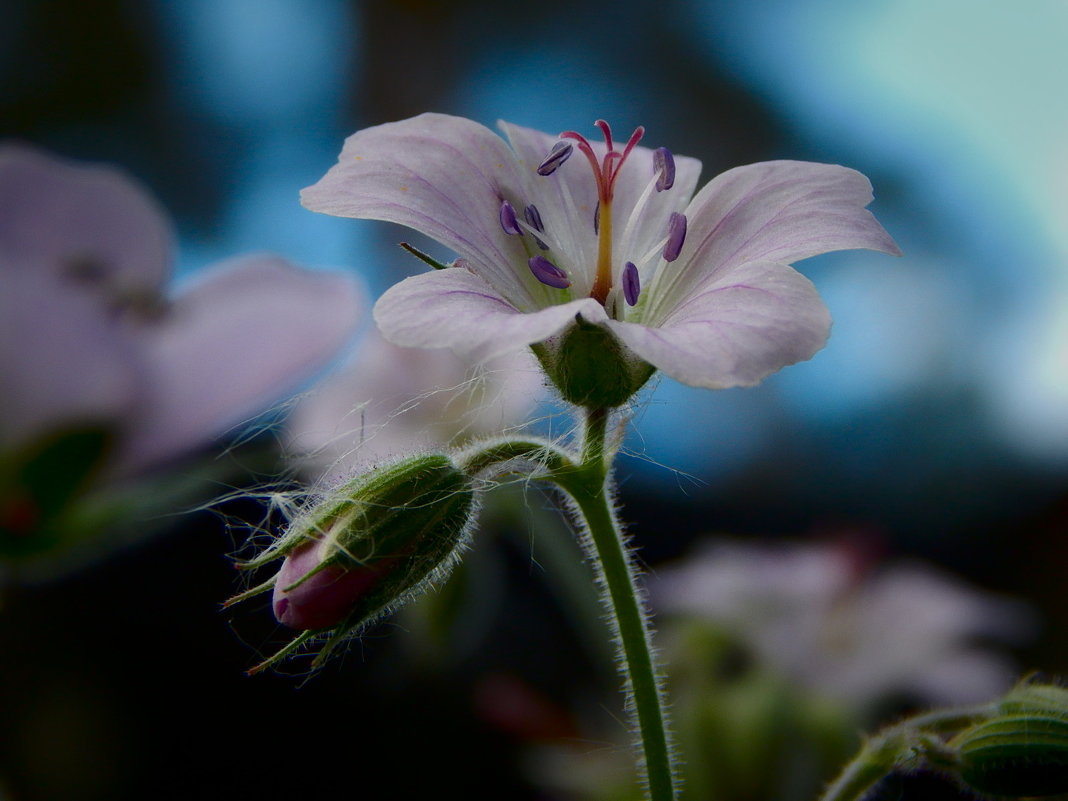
[548,407,678,801]
[458,408,677,800]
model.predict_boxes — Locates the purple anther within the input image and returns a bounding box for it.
[663,212,687,262]
[524,204,544,231]
[622,261,641,306]
[524,204,549,249]
[499,199,522,235]
[537,141,573,176]
[528,255,570,289]
[653,147,675,192]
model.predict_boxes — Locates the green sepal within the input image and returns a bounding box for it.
[953,712,1068,797]
[399,241,450,270]
[998,682,1068,716]
[534,315,655,408]
[237,453,479,670]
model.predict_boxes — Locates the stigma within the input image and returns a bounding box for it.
[559,120,645,206]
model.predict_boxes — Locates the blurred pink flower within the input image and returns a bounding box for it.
[651,539,1032,708]
[0,143,361,477]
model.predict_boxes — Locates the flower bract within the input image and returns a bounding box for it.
[302,113,901,395]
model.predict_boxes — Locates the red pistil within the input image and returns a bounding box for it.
[553,120,645,305]
[560,121,645,204]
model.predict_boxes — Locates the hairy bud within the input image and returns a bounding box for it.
[952,684,1068,797]
[228,453,478,671]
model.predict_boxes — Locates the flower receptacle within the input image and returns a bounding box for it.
[535,317,654,409]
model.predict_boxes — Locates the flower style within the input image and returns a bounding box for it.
[0,143,361,478]
[301,113,900,397]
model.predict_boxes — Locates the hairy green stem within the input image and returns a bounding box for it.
[456,436,573,478]
[817,704,992,801]
[552,407,677,801]
[817,733,903,801]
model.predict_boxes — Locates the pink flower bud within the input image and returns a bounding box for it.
[229,453,478,672]
[272,538,391,630]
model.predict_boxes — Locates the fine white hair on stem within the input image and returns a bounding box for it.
[556,473,682,796]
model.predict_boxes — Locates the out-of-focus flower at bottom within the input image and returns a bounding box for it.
[651,538,1031,710]
[0,144,361,573]
[527,537,1033,801]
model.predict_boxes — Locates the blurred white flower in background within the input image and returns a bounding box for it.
[0,143,360,570]
[651,538,1032,709]
[534,537,1035,801]
[285,327,546,483]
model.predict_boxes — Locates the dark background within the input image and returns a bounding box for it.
[2,1,1067,798]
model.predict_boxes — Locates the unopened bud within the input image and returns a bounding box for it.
[952,699,1068,797]
[229,454,478,671]
[271,538,386,630]
[997,682,1068,716]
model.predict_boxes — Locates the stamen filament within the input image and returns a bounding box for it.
[516,217,559,252]
[638,235,671,267]
[618,173,662,262]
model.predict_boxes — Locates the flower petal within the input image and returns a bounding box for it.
[0,143,173,293]
[0,266,143,451]
[374,267,605,363]
[117,256,361,473]
[645,160,900,325]
[608,260,831,388]
[301,113,544,310]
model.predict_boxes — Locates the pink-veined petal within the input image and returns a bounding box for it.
[301,113,543,310]
[0,143,173,293]
[609,261,831,389]
[116,256,361,474]
[373,267,605,363]
[646,160,900,324]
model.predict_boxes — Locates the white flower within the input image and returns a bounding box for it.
[0,143,361,476]
[651,539,1031,708]
[302,113,899,394]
